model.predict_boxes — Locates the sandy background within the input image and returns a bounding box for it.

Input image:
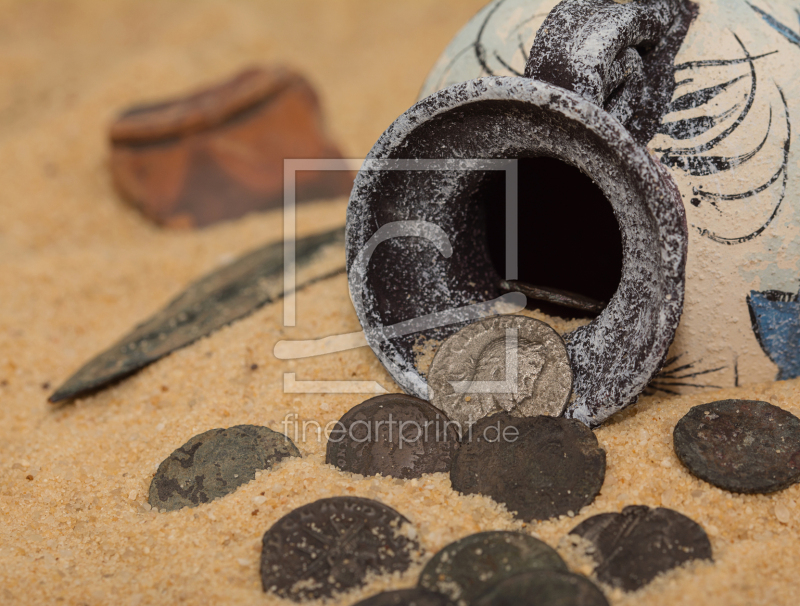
[0,1,799,604]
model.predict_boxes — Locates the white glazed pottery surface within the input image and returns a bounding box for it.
[420,0,800,395]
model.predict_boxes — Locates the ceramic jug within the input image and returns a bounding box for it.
[346,0,799,426]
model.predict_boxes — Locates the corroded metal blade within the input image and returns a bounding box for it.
[49,227,345,403]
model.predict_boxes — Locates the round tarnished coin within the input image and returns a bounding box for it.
[352,588,456,606]
[473,570,609,606]
[450,413,605,522]
[569,505,712,592]
[326,394,460,479]
[260,497,421,601]
[418,531,567,604]
[673,399,800,494]
[427,316,572,426]
[148,424,299,512]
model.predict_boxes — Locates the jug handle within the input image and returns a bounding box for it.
[526,0,681,127]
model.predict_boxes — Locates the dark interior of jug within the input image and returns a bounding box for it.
[478,157,623,316]
[348,85,688,414]
[354,97,646,378]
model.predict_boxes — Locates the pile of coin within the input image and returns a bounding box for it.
[256,315,713,602]
[325,316,607,523]
[256,315,712,602]
[144,314,800,603]
[349,514,711,605]
[426,317,608,521]
[257,499,714,603]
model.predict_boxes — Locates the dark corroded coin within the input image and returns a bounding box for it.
[673,399,800,494]
[352,588,456,606]
[570,505,712,592]
[260,497,421,601]
[427,316,572,426]
[149,425,299,511]
[450,413,605,522]
[326,394,460,479]
[474,570,609,606]
[418,531,567,604]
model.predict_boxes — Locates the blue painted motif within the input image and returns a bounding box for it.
[748,3,800,48]
[743,5,800,380]
[747,290,800,380]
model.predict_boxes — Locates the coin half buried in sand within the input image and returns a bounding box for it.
[418,531,567,604]
[148,425,299,512]
[673,399,800,494]
[473,569,609,606]
[352,588,456,606]
[260,497,422,602]
[427,316,572,426]
[450,413,605,522]
[569,505,713,592]
[326,394,460,479]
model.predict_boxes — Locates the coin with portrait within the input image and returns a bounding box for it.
[427,316,572,426]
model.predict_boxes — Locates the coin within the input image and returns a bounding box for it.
[427,316,572,426]
[473,569,609,606]
[673,399,800,494]
[260,497,421,601]
[352,588,456,606]
[148,425,300,512]
[326,394,460,479]
[450,413,605,522]
[418,531,567,604]
[569,505,713,592]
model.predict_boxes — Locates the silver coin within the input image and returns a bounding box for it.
[427,316,572,426]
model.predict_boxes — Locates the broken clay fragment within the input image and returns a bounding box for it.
[110,66,353,227]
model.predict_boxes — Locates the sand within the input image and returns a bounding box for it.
[1,1,799,604]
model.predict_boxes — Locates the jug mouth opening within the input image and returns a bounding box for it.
[346,77,687,425]
[480,156,623,318]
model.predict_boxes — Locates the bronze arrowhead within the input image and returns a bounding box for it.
[50,227,344,403]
